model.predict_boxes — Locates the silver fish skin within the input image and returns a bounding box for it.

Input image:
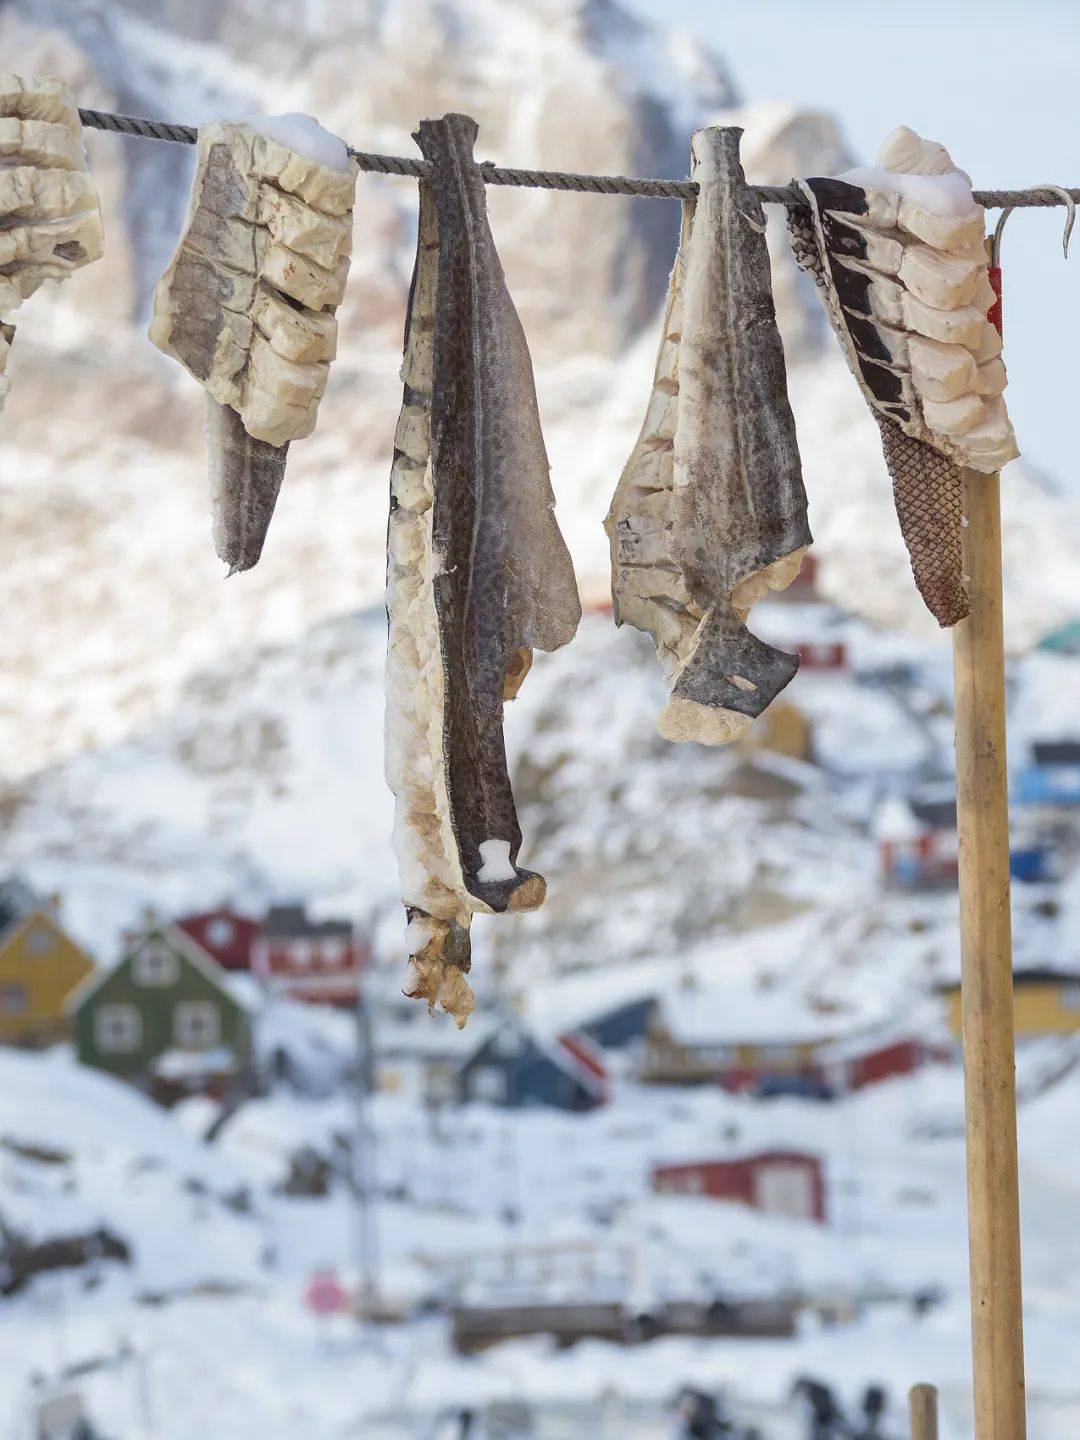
[606,125,809,746]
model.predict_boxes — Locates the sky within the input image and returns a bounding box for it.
[626,0,1080,489]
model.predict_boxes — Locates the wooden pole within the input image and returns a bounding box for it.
[952,465,1026,1439]
[909,1383,940,1440]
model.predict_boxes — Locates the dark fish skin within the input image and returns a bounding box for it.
[416,113,580,911]
[672,126,811,606]
[674,601,800,719]
[205,398,289,575]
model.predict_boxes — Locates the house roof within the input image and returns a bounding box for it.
[67,924,254,1014]
[261,905,352,940]
[654,983,883,1049]
[910,798,957,831]
[1032,741,1080,766]
[939,966,1080,993]
[654,1146,823,1173]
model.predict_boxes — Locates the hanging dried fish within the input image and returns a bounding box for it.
[385,113,581,1026]
[790,126,1018,626]
[0,74,105,411]
[150,116,357,572]
[606,126,810,745]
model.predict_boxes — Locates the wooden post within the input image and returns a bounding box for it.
[909,1383,939,1440]
[952,465,1026,1439]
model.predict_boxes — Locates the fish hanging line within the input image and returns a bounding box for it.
[77,107,1079,213]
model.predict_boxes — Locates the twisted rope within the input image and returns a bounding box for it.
[77,109,1079,211]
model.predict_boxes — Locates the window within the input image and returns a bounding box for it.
[205,918,235,950]
[174,1001,221,1049]
[0,984,27,1015]
[133,942,179,988]
[469,1066,507,1102]
[96,1004,141,1054]
[24,923,55,957]
[493,1027,526,1057]
[292,941,313,968]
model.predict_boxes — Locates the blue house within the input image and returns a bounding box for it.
[457,1016,608,1111]
[580,995,658,1051]
[1017,742,1080,808]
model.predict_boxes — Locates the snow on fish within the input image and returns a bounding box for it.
[150,116,357,573]
[0,75,105,412]
[790,125,1018,626]
[605,126,811,746]
[385,113,581,1026]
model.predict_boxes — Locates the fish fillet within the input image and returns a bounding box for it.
[385,113,581,1025]
[606,126,810,744]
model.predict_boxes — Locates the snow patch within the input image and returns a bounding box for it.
[476,838,516,883]
[239,112,351,172]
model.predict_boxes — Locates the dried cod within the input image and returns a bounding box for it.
[790,126,1018,626]
[150,115,357,573]
[0,74,104,411]
[385,113,581,1025]
[606,126,811,745]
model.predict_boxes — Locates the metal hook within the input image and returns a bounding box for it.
[1038,184,1076,259]
[991,186,1075,266]
[990,207,1015,267]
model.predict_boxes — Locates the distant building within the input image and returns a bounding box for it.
[1016,742,1080,808]
[0,882,95,1048]
[638,985,879,1097]
[1036,620,1080,656]
[579,995,659,1051]
[770,552,821,604]
[653,1149,827,1224]
[1009,844,1055,885]
[793,640,847,673]
[71,926,252,1102]
[820,1030,948,1091]
[176,907,261,972]
[876,795,958,889]
[251,905,366,1006]
[457,1015,608,1111]
[738,700,813,763]
[941,968,1080,1040]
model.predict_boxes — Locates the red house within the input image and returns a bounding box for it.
[793,640,847,672]
[821,1032,948,1092]
[251,905,366,1006]
[653,1149,826,1224]
[176,908,261,972]
[876,796,958,889]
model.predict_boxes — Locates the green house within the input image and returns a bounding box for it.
[70,926,252,1096]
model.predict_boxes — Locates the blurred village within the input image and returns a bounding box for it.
[7,562,1080,1438]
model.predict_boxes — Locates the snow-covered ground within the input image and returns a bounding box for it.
[3,1044,1080,1438]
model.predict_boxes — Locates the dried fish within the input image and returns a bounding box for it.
[0,75,104,411]
[791,126,1018,626]
[606,126,810,744]
[150,116,356,572]
[385,113,581,1025]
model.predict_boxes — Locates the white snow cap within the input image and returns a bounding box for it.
[838,125,975,218]
[241,113,352,173]
[476,839,517,884]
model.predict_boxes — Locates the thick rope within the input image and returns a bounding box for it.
[77,109,1078,211]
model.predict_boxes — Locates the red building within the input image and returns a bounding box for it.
[822,1033,947,1092]
[793,640,847,672]
[251,905,366,1006]
[877,797,958,889]
[176,908,261,972]
[653,1149,826,1224]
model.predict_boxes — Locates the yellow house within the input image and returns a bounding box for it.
[943,968,1080,1040]
[738,700,813,763]
[0,908,96,1046]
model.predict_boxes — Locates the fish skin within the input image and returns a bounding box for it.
[606,126,808,744]
[672,127,811,604]
[417,113,580,909]
[205,398,289,575]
